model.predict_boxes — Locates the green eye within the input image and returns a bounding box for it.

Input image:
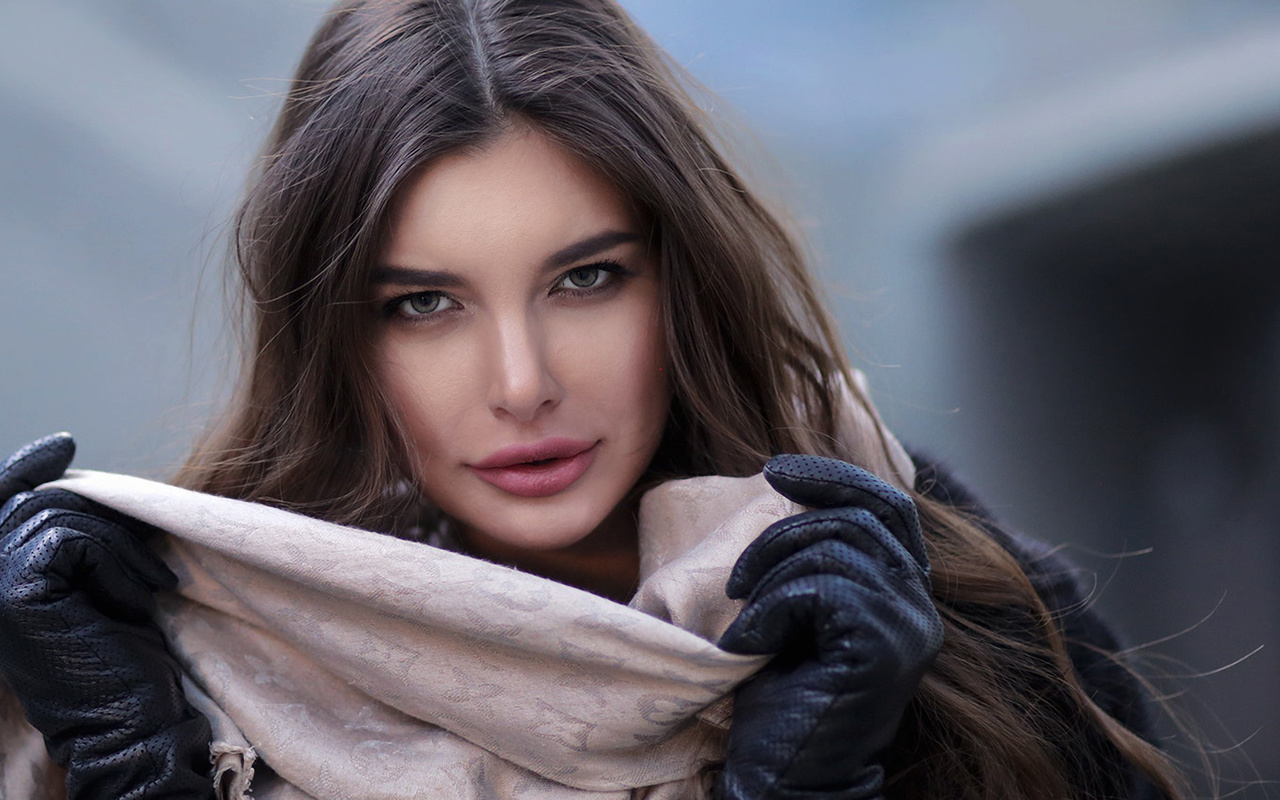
[564,266,605,289]
[397,292,451,316]
[409,294,439,313]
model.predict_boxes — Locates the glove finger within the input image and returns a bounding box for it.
[5,527,159,624]
[722,578,942,687]
[65,712,215,800]
[0,434,75,503]
[0,488,124,540]
[748,536,928,611]
[726,506,919,599]
[722,540,936,655]
[69,514,177,597]
[721,566,870,655]
[765,453,928,571]
[723,541,886,652]
[10,513,176,606]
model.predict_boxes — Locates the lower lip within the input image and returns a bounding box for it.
[469,444,597,498]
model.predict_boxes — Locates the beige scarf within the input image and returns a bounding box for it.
[0,374,913,800]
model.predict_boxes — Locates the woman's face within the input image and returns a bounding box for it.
[375,128,670,557]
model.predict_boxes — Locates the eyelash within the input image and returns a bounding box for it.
[380,260,630,322]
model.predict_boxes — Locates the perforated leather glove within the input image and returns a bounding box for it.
[717,454,944,800]
[0,434,214,799]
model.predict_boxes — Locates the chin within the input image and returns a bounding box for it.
[457,497,612,552]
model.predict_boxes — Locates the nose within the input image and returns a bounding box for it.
[487,311,563,422]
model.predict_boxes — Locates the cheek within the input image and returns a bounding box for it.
[618,313,669,427]
[556,291,669,437]
[377,337,477,458]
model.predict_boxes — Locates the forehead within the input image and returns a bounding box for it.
[382,129,638,269]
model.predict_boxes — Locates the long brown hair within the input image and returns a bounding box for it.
[178,0,1189,796]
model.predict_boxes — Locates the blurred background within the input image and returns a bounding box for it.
[2,0,1279,793]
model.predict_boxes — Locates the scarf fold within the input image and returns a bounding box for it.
[0,371,914,800]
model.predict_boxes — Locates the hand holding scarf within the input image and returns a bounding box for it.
[0,434,213,800]
[717,455,943,800]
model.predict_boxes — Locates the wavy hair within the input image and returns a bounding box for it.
[178,1,1189,796]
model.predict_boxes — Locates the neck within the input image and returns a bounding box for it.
[458,501,642,604]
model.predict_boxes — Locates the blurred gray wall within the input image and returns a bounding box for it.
[3,0,1279,793]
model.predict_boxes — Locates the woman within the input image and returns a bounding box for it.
[0,0,1188,798]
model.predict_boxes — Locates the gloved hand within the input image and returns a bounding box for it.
[0,433,214,800]
[717,454,944,800]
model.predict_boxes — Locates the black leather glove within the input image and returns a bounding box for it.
[0,433,214,800]
[717,454,944,800]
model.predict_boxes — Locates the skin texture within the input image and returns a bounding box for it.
[374,128,670,600]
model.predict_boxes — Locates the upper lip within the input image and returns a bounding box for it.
[469,438,596,470]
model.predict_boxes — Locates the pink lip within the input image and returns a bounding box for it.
[469,438,598,498]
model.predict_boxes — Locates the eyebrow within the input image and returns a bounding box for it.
[370,266,465,287]
[372,229,641,286]
[544,230,640,269]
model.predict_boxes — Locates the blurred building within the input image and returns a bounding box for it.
[896,23,1280,788]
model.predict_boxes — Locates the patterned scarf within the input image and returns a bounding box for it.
[0,372,912,799]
